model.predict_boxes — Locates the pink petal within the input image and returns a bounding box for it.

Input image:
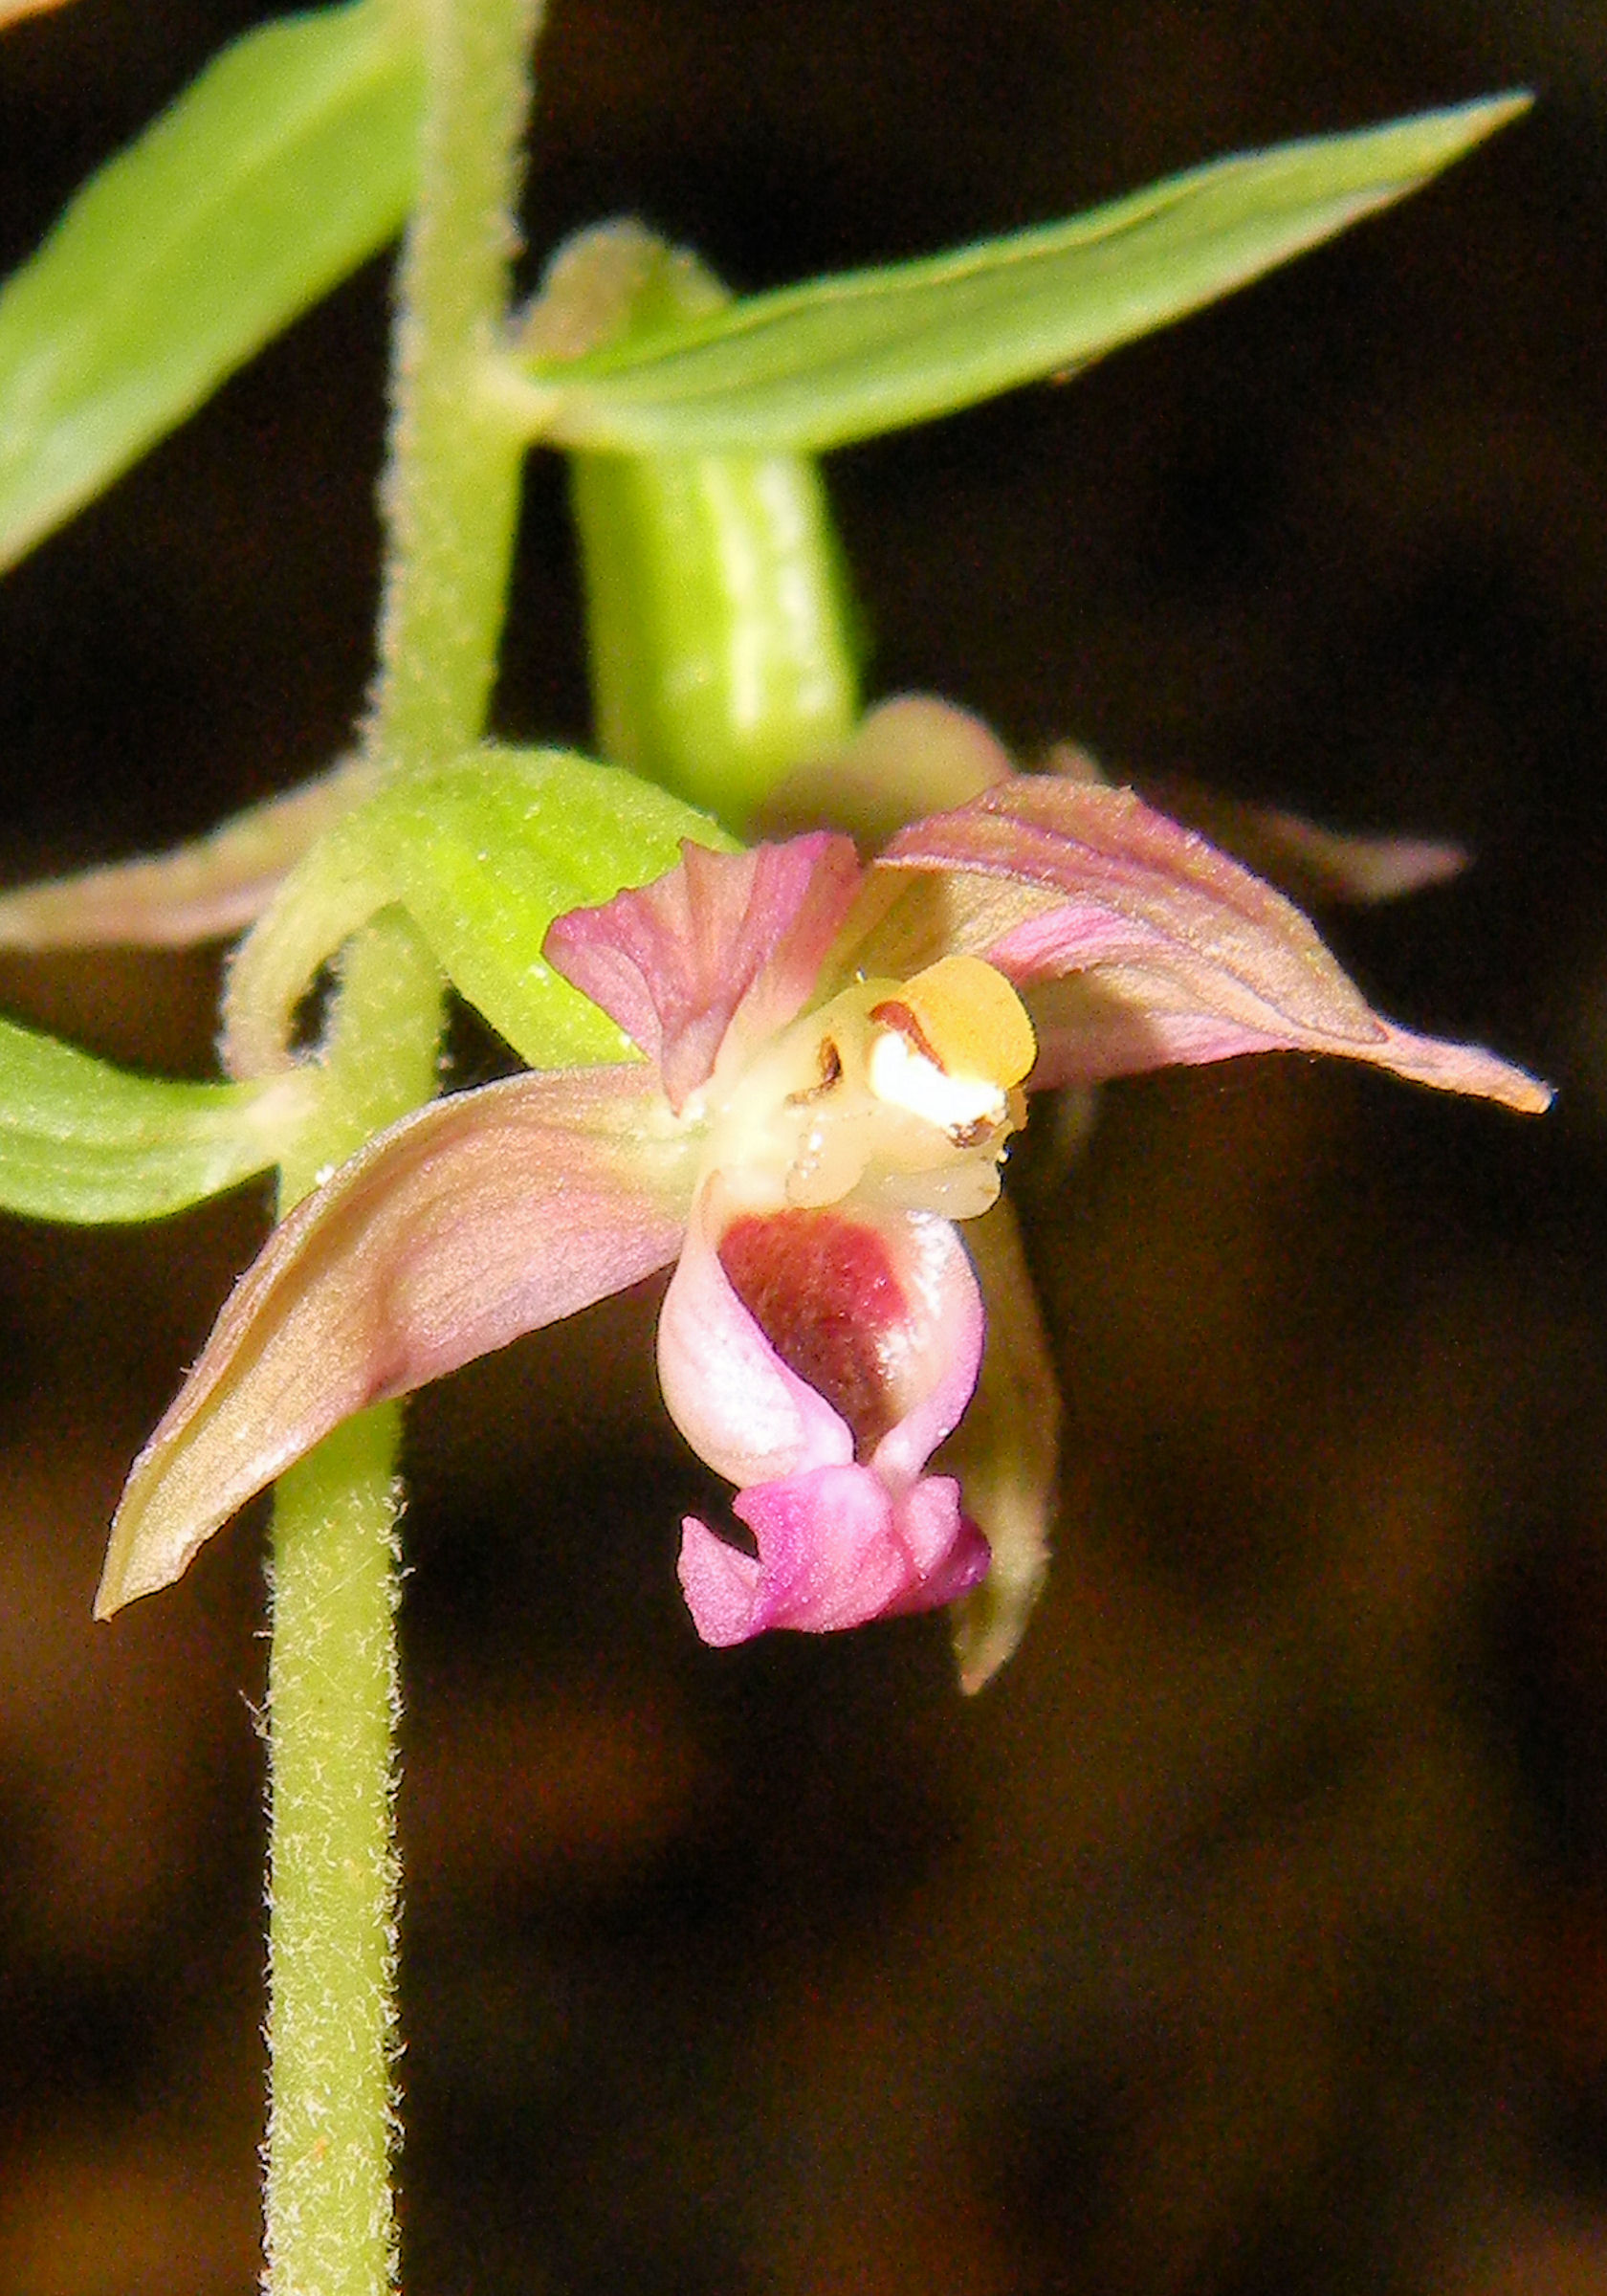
[678,1464,989,1645]
[97,1068,695,1617]
[545,832,863,1110]
[870,778,1550,1113]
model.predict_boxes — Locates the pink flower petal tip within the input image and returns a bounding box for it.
[677,1465,990,1646]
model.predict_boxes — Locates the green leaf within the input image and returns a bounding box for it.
[0,0,423,573]
[511,95,1529,453]
[223,746,736,1077]
[0,1015,307,1222]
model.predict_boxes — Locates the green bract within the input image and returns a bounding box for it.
[0,1015,305,1222]
[223,745,735,1078]
[505,96,1528,454]
[0,0,423,572]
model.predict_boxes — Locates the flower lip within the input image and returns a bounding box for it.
[679,1464,991,1645]
[656,1173,986,1495]
[719,1204,910,1454]
[665,1182,993,1648]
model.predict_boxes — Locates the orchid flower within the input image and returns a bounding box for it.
[91,702,1549,1688]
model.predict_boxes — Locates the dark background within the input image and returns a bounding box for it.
[0,2,1604,2290]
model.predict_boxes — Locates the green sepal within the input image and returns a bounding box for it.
[0,0,424,573]
[223,745,736,1078]
[506,96,1529,454]
[0,1014,308,1222]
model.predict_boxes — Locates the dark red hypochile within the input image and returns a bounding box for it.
[718,1208,908,1453]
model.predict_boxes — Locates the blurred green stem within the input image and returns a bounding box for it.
[262,0,544,2285]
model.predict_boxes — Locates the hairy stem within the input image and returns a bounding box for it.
[373,0,545,767]
[262,1402,407,2296]
[262,0,545,2280]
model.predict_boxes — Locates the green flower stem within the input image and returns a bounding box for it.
[372,0,546,767]
[262,0,545,2278]
[264,916,442,2296]
[262,1401,407,2296]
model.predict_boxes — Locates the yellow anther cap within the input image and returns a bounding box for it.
[896,956,1037,1090]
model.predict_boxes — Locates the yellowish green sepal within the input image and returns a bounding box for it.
[223,743,736,1078]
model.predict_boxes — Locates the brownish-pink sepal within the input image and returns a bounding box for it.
[1117,768,1467,908]
[0,756,378,950]
[545,832,863,1112]
[1,0,79,28]
[95,1068,695,1616]
[864,778,1551,1112]
[1041,738,1467,908]
[758,694,1017,847]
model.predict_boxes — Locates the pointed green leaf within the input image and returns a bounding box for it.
[0,1015,309,1222]
[0,0,423,573]
[222,746,735,1077]
[509,96,1528,453]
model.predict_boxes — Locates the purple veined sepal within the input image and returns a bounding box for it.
[763,695,1470,910]
[662,1173,991,1645]
[854,768,1551,1112]
[96,1065,698,1617]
